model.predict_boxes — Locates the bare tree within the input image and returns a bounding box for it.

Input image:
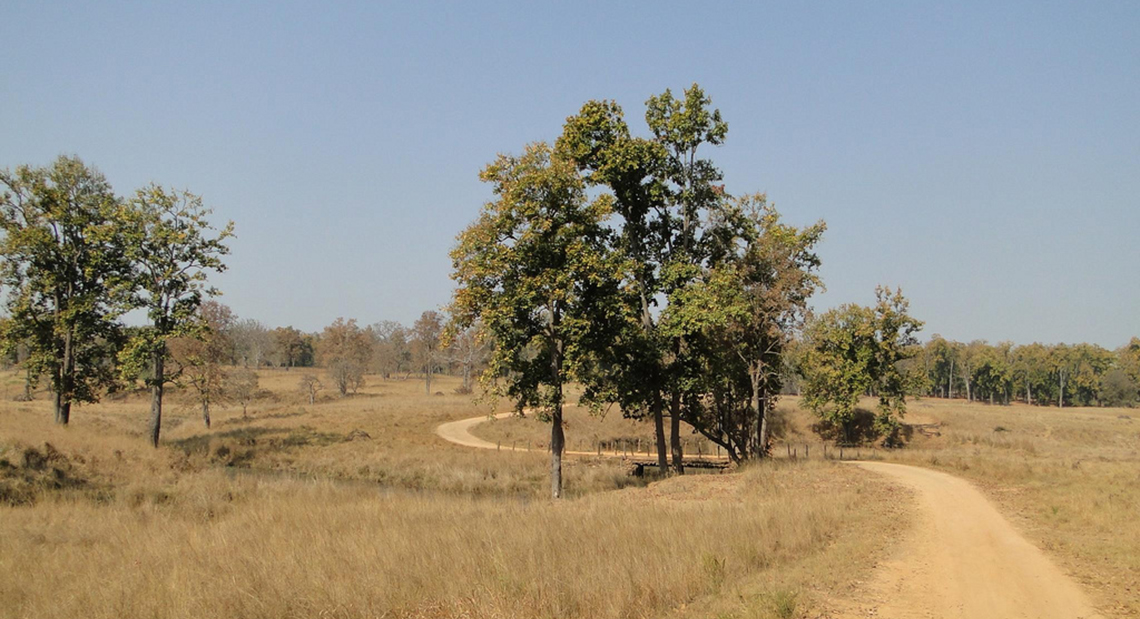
[370,320,411,379]
[445,321,491,393]
[412,311,443,395]
[318,318,372,396]
[168,300,234,428]
[298,374,322,405]
[231,319,271,368]
[225,367,259,418]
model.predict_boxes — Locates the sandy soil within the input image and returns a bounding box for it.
[830,461,1104,619]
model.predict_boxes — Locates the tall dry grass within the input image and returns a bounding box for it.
[1,370,903,618]
[0,460,898,619]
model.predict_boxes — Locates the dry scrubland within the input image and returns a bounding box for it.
[1,369,905,619]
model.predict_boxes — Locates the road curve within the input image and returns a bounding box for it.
[435,412,729,461]
[836,461,1103,619]
[435,412,515,450]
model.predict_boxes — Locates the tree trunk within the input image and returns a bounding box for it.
[424,365,431,395]
[750,367,764,458]
[652,393,668,470]
[53,390,71,425]
[759,396,771,459]
[1058,372,1065,408]
[149,349,165,448]
[551,399,564,499]
[669,388,684,475]
[948,360,954,399]
[202,398,211,429]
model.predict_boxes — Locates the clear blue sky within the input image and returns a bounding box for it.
[3,1,1137,347]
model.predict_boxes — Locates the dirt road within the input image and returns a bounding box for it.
[434,412,514,450]
[834,461,1103,619]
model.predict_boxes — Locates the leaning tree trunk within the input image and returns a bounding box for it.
[149,349,165,448]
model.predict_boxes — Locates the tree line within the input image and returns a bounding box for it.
[909,336,1140,408]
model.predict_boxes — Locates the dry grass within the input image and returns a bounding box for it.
[0,370,902,619]
[0,462,900,619]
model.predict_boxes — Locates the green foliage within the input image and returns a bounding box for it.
[801,287,923,445]
[678,196,825,460]
[0,156,134,420]
[118,185,233,386]
[450,141,622,411]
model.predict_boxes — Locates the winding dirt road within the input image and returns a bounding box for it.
[437,414,1105,618]
[434,412,515,450]
[834,461,1103,619]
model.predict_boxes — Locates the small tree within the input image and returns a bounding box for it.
[226,367,259,418]
[370,320,411,378]
[168,300,234,428]
[412,311,443,394]
[444,320,492,394]
[801,287,923,445]
[298,374,323,405]
[678,195,825,461]
[230,319,271,368]
[119,185,232,447]
[318,318,372,396]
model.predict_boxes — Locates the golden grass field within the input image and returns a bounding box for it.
[2,367,1137,617]
[1,369,908,619]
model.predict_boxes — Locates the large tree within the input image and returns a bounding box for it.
[119,185,233,447]
[0,156,132,424]
[450,141,621,499]
[558,83,729,474]
[271,326,309,368]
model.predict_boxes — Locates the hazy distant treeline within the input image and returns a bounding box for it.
[909,337,1140,408]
